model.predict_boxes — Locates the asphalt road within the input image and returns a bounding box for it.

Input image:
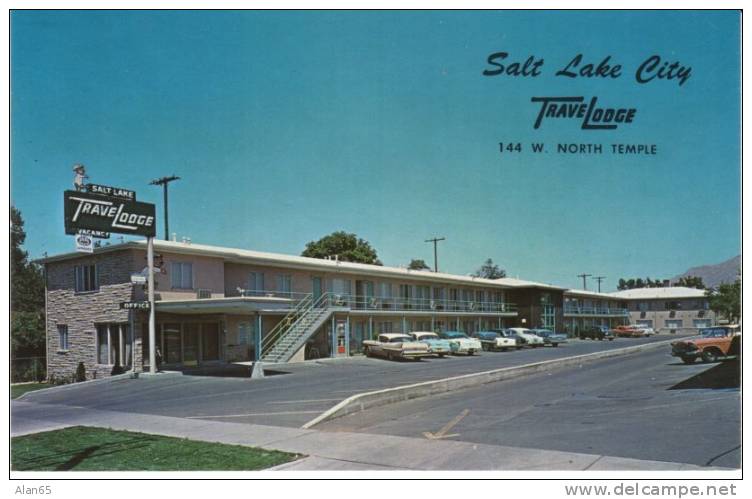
[316,348,741,468]
[20,335,681,429]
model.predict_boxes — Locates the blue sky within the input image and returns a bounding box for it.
[11,10,740,291]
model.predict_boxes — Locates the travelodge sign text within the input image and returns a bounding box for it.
[64,190,156,237]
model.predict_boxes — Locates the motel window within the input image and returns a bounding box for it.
[277,274,293,294]
[171,262,193,289]
[665,319,683,329]
[57,325,69,351]
[378,321,393,334]
[97,325,109,364]
[248,272,265,293]
[74,264,97,292]
[379,282,393,298]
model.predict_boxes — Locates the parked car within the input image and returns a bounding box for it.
[580,325,615,341]
[529,329,568,347]
[614,325,643,338]
[408,331,452,357]
[363,333,432,361]
[489,329,525,349]
[474,330,517,351]
[506,327,545,347]
[671,325,741,364]
[438,331,483,355]
[638,326,655,337]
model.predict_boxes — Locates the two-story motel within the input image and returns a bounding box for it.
[38,239,709,380]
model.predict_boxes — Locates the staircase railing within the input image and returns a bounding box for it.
[260,293,313,359]
[259,292,339,360]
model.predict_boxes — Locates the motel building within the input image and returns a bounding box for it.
[39,239,708,381]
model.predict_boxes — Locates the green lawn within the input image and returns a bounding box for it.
[11,383,49,399]
[12,426,301,471]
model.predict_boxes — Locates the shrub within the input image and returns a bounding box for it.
[75,362,87,382]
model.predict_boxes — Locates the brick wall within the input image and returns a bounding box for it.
[46,250,140,380]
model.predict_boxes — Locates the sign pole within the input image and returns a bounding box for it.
[147,236,156,373]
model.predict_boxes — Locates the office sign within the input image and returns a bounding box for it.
[75,232,94,253]
[64,190,156,237]
[120,301,151,310]
[86,183,136,201]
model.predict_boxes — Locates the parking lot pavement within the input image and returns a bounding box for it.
[18,335,682,429]
[316,348,741,468]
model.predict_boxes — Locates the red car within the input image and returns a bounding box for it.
[613,325,643,338]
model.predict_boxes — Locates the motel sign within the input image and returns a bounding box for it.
[64,190,156,237]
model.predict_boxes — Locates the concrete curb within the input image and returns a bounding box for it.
[16,371,179,401]
[301,339,675,429]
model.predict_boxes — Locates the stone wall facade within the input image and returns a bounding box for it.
[46,251,141,380]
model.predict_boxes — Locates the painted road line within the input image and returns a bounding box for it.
[186,410,323,419]
[423,408,470,440]
[266,398,343,405]
[301,339,675,429]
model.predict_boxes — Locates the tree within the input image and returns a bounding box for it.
[675,275,705,289]
[408,259,431,270]
[11,207,46,358]
[472,258,506,279]
[707,278,741,323]
[617,277,667,290]
[302,231,382,265]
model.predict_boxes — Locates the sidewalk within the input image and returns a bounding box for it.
[11,400,724,471]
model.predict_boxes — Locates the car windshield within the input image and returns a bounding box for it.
[700,328,728,338]
[390,336,412,343]
[443,332,468,339]
[535,330,552,336]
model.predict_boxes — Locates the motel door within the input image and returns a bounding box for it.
[312,277,323,301]
[183,324,200,366]
[202,323,220,361]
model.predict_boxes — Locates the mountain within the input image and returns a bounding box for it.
[672,255,741,289]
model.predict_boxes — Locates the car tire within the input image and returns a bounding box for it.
[387,352,394,361]
[552,342,558,347]
[609,338,614,341]
[701,349,719,364]
[364,346,371,357]
[439,353,446,358]
[481,343,489,351]
[467,350,474,356]
[681,355,696,364]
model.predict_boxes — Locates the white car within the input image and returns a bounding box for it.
[475,331,517,351]
[637,326,655,336]
[506,327,545,347]
[439,331,483,355]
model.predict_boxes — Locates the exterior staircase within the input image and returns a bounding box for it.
[259,293,336,364]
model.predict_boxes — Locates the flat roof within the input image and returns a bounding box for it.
[607,287,708,300]
[39,239,523,290]
[564,289,624,299]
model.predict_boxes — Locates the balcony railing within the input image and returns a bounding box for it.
[237,289,311,301]
[237,289,517,314]
[321,293,516,314]
[564,306,629,316]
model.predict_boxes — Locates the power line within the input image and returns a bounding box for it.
[577,273,592,290]
[594,276,606,293]
[149,175,181,240]
[425,237,446,273]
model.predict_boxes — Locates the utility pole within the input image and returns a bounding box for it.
[149,175,180,240]
[577,273,592,290]
[425,237,446,273]
[594,276,606,293]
